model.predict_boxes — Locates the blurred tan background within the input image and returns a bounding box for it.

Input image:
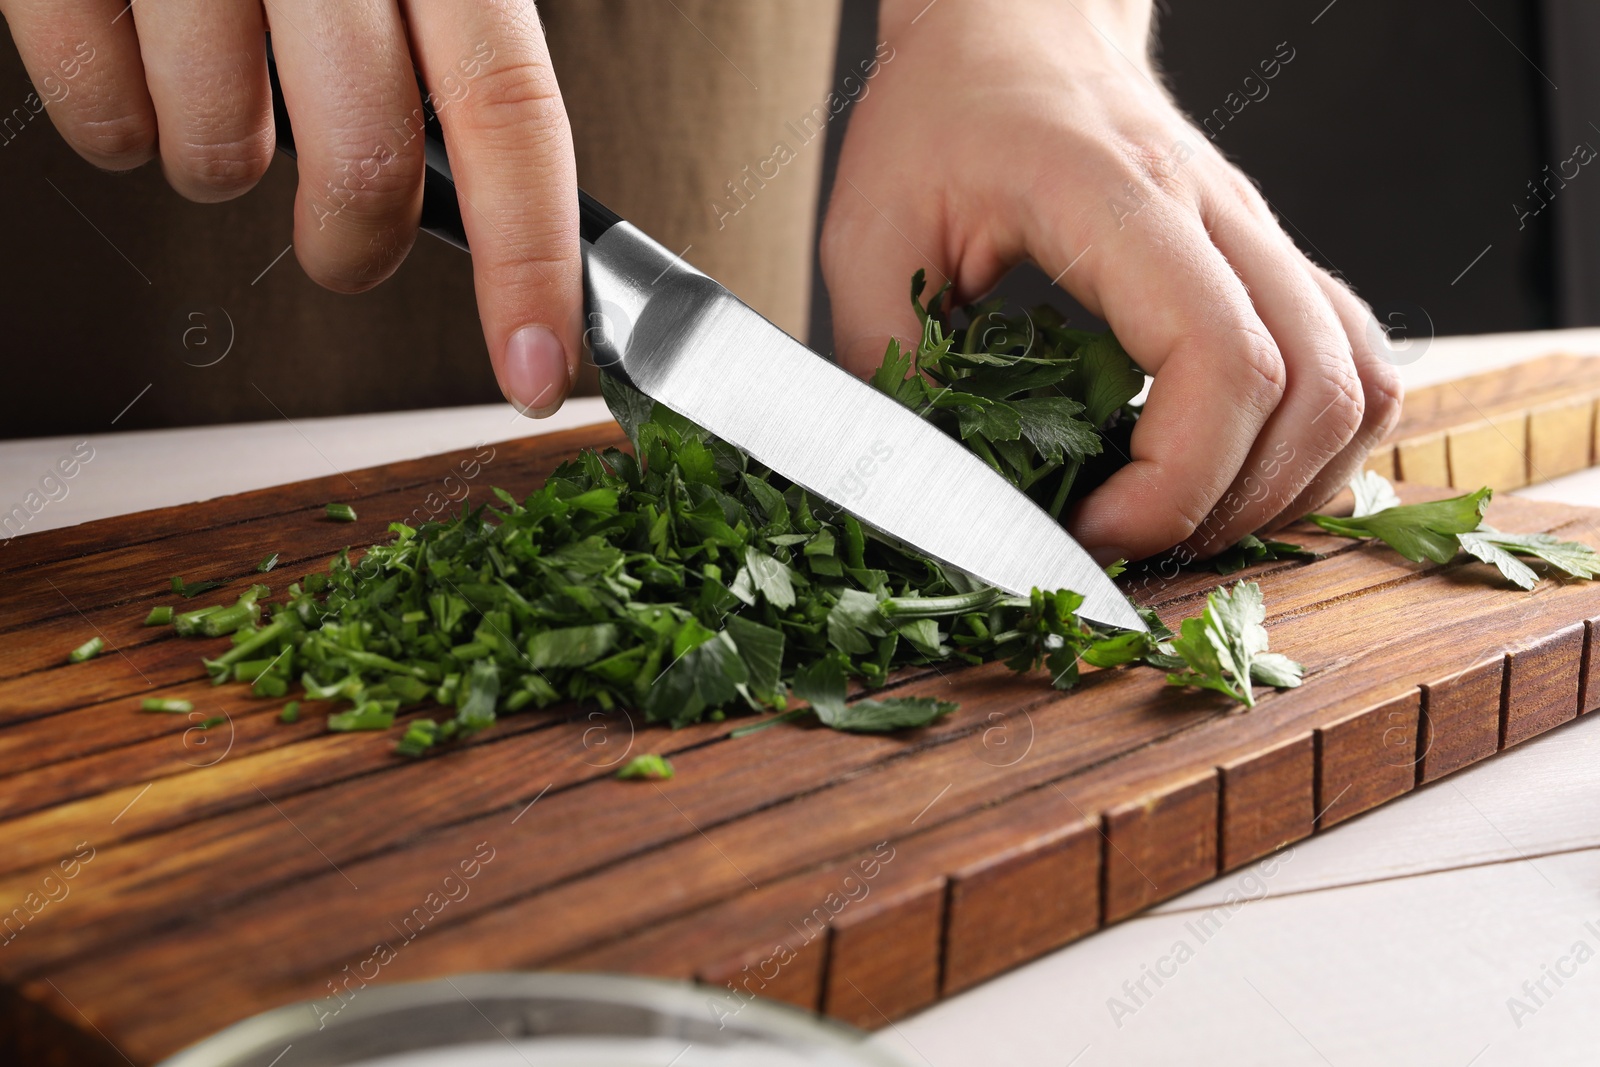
[0,0,839,437]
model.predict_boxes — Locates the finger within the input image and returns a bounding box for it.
[1269,269,1404,522]
[270,0,424,292]
[0,0,156,169]
[402,3,582,417]
[1172,194,1365,555]
[820,173,964,379]
[131,0,272,202]
[1055,199,1286,562]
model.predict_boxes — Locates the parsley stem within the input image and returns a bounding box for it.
[966,436,1004,474]
[173,605,224,636]
[729,708,810,738]
[881,588,1004,618]
[305,639,429,678]
[171,575,225,598]
[204,618,294,672]
[1018,459,1061,492]
[1048,459,1082,520]
[198,601,260,638]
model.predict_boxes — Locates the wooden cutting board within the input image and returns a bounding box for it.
[1367,352,1600,489]
[4,421,1600,1066]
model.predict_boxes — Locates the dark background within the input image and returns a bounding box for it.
[3,0,1590,439]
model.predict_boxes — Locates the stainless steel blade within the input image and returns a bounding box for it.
[583,223,1146,632]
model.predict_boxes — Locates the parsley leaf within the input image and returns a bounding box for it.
[824,698,959,732]
[1063,332,1147,427]
[1350,469,1403,517]
[1455,532,1540,590]
[1481,529,1600,578]
[527,624,619,669]
[792,654,954,732]
[1310,486,1491,563]
[1313,472,1599,589]
[1459,527,1600,588]
[1163,581,1300,707]
[599,372,656,452]
[1251,652,1306,689]
[1013,397,1101,465]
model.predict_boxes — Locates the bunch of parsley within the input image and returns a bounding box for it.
[870,272,1147,519]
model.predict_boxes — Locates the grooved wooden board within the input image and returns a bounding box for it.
[1366,352,1600,488]
[4,422,1600,1066]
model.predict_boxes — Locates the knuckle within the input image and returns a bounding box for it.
[1216,168,1273,219]
[1140,469,1223,550]
[168,129,274,200]
[480,239,576,291]
[818,200,891,286]
[455,55,564,138]
[1228,327,1287,411]
[1359,358,1405,439]
[307,134,424,226]
[1165,490,1217,548]
[1113,140,1190,203]
[1334,283,1405,440]
[68,110,157,168]
[1312,359,1366,451]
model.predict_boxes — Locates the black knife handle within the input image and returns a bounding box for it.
[264,35,619,252]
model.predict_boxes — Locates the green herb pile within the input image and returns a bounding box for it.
[129,277,1312,754]
[163,398,1235,756]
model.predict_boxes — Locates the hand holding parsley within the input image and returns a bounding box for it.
[822,0,1402,565]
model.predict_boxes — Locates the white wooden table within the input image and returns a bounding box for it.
[6,328,1600,1066]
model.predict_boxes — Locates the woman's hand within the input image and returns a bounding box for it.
[2,0,583,416]
[821,0,1402,562]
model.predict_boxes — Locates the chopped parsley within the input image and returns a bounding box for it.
[616,753,675,780]
[140,698,194,714]
[151,276,1310,755]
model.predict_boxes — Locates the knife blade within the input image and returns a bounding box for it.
[265,53,1145,632]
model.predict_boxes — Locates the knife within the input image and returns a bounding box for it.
[265,54,1145,632]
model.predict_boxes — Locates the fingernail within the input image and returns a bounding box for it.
[501,325,568,417]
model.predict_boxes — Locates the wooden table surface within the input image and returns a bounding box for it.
[5,329,1600,1065]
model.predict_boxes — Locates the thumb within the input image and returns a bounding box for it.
[820,179,948,379]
